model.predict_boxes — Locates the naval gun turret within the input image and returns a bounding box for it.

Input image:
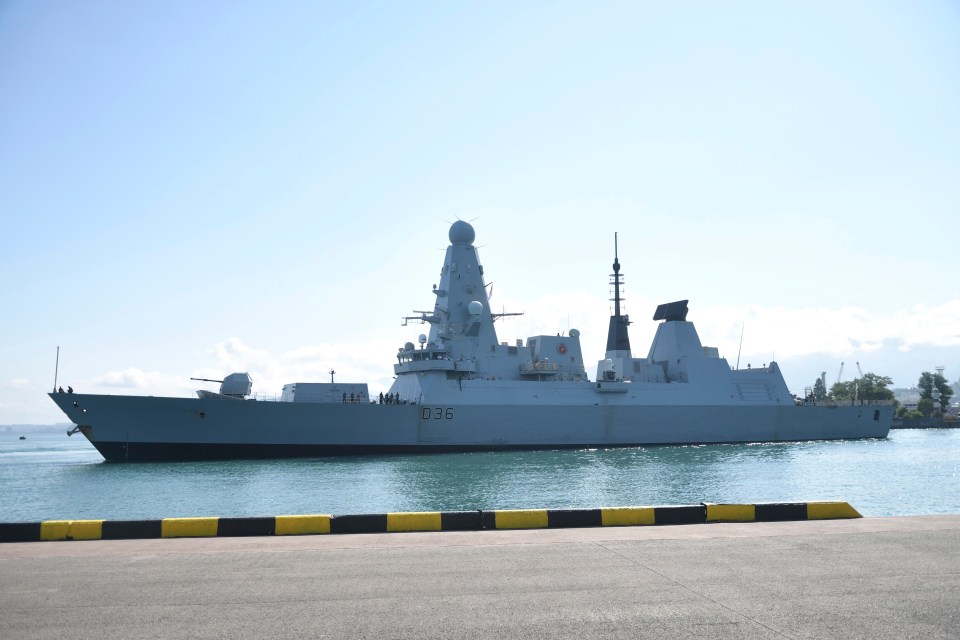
[193,372,252,399]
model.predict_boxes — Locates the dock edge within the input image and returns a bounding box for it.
[0,501,861,543]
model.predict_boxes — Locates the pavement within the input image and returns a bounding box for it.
[1,515,958,639]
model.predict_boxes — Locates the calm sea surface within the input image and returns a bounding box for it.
[1,430,957,523]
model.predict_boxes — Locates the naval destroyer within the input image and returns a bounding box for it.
[50,221,892,461]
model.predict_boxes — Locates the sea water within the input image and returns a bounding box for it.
[0,429,957,523]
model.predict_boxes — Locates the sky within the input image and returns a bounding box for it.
[1,1,958,424]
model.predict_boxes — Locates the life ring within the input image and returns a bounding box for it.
[557,343,567,355]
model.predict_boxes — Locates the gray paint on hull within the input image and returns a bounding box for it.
[52,393,892,462]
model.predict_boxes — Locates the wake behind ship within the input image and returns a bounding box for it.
[50,221,892,462]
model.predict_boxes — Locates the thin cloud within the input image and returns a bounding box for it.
[699,300,960,361]
[89,368,173,390]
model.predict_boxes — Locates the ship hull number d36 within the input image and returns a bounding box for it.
[422,407,455,420]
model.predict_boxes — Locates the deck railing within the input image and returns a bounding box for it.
[799,398,895,407]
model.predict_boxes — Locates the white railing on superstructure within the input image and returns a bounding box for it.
[249,393,281,402]
[800,399,895,407]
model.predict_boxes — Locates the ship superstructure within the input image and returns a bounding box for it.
[387,220,794,409]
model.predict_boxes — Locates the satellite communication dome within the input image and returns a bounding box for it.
[449,220,475,245]
[569,328,580,338]
[468,300,483,315]
[418,334,427,345]
[404,342,415,351]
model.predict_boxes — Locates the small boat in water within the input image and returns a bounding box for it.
[49,221,892,462]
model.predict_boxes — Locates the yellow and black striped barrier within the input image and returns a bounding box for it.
[0,501,861,543]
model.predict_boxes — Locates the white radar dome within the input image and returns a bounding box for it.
[468,300,483,315]
[449,220,475,245]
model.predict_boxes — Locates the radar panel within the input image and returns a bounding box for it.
[653,300,689,322]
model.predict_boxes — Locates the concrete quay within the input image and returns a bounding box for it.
[2,515,958,639]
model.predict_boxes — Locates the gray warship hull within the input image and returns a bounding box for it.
[51,392,892,462]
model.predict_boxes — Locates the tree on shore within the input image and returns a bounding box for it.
[830,380,855,401]
[812,377,827,401]
[858,373,896,402]
[896,406,923,419]
[918,371,953,414]
[829,372,894,403]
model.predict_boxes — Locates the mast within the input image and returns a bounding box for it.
[605,233,632,354]
[613,234,622,317]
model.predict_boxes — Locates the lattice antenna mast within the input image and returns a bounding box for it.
[612,233,623,317]
[605,233,632,354]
